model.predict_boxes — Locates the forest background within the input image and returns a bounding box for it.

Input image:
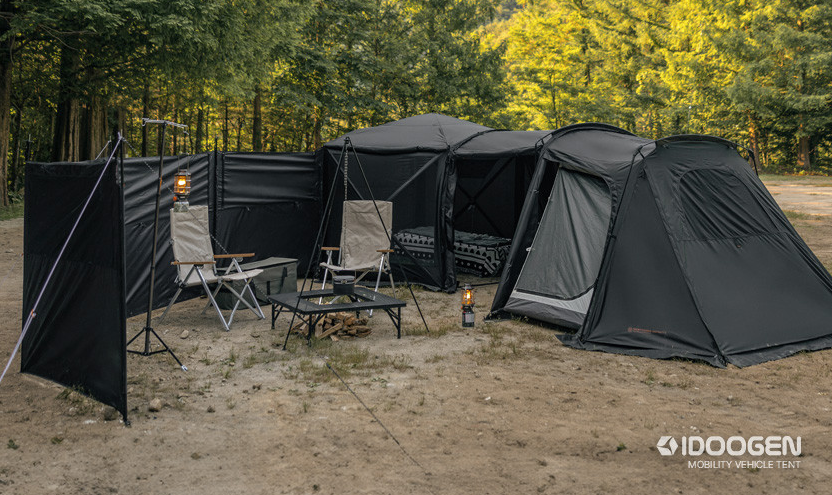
[0,0,830,207]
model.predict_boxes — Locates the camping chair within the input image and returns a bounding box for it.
[159,205,265,331]
[320,200,395,310]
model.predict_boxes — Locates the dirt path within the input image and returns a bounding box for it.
[766,177,832,216]
[2,177,832,494]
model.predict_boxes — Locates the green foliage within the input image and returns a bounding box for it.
[5,0,832,172]
[487,0,832,171]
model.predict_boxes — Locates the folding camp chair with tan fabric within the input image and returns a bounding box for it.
[159,205,265,331]
[320,200,395,298]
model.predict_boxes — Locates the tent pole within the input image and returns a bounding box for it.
[281,140,349,350]
[345,139,431,334]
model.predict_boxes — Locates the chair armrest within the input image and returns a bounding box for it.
[172,260,216,265]
[321,247,340,251]
[214,253,255,259]
[377,249,394,253]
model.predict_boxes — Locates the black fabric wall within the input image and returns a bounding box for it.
[214,152,321,275]
[123,153,213,317]
[453,156,537,238]
[32,152,321,318]
[22,160,128,419]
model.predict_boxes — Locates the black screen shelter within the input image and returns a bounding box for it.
[320,114,551,291]
[490,125,832,367]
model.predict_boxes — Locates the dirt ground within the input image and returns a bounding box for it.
[2,177,832,494]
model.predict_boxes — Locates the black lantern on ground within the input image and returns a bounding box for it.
[461,284,475,327]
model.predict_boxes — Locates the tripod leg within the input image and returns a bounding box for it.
[149,328,187,371]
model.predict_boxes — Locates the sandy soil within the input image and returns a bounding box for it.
[2,177,832,494]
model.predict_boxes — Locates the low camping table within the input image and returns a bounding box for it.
[269,286,407,342]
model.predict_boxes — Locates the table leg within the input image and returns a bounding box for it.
[384,307,402,339]
[271,304,280,329]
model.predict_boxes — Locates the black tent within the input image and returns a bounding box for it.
[320,114,550,290]
[490,124,832,367]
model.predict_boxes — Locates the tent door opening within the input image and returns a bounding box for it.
[505,166,612,328]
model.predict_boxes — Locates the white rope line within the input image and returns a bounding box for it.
[94,140,112,160]
[0,139,123,385]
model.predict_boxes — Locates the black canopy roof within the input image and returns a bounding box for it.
[325,113,492,154]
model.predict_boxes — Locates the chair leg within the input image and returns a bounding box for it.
[319,251,333,304]
[242,281,265,319]
[369,255,387,317]
[202,282,224,315]
[224,283,261,317]
[197,271,230,331]
[227,294,242,327]
[159,286,184,322]
[388,267,396,299]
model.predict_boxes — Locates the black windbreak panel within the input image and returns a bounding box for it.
[214,152,320,274]
[122,153,212,316]
[22,161,127,418]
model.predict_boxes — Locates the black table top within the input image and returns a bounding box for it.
[268,286,406,315]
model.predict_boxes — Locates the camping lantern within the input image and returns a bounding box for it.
[461,284,475,327]
[173,169,191,211]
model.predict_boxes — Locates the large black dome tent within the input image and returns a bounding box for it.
[490,124,832,367]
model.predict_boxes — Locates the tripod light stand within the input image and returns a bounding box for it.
[126,118,189,371]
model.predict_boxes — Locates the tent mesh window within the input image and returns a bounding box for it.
[679,169,777,240]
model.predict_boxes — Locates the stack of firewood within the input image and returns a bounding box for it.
[290,312,371,340]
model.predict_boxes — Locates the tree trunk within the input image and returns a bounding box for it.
[312,109,323,151]
[9,105,21,191]
[252,86,262,152]
[172,104,179,155]
[797,135,811,170]
[748,118,761,171]
[81,92,108,160]
[51,45,82,162]
[141,83,150,157]
[112,106,125,145]
[195,106,204,153]
[0,2,11,207]
[222,101,229,152]
[235,104,245,152]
